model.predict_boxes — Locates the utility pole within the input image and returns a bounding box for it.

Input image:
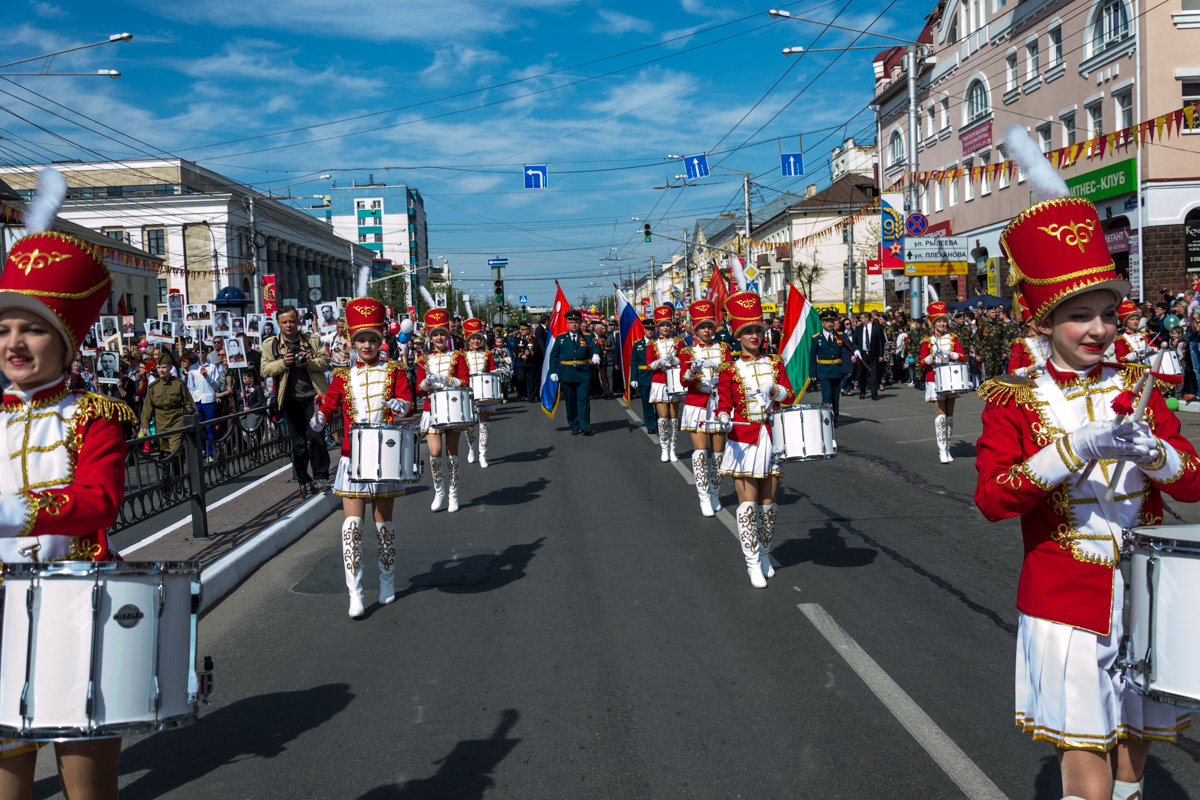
[906,45,923,318]
[844,224,855,312]
[248,196,261,311]
[743,174,753,283]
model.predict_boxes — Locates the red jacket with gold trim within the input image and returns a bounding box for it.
[414,349,470,412]
[714,354,795,445]
[918,333,965,384]
[647,338,682,386]
[319,360,414,457]
[677,341,732,409]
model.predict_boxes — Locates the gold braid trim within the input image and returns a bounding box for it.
[330,367,351,383]
[75,393,136,425]
[0,386,68,413]
[977,377,1037,406]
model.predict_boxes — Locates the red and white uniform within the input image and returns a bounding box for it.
[319,359,414,498]
[416,349,469,434]
[1006,335,1050,377]
[715,354,795,478]
[1113,330,1157,364]
[678,341,732,432]
[462,349,496,376]
[919,332,966,402]
[647,337,682,404]
[975,362,1200,751]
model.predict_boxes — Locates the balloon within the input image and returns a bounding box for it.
[1166,396,1180,411]
[397,332,411,344]
[1164,314,1181,331]
[400,319,414,334]
[388,321,401,335]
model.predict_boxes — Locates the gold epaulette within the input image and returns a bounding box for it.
[331,367,351,383]
[75,392,136,425]
[977,374,1037,406]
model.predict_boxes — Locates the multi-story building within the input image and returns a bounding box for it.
[300,178,428,273]
[873,0,1200,304]
[0,159,372,315]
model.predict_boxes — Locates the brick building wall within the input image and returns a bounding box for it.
[1142,224,1190,301]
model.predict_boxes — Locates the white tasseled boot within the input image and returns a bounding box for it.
[708,451,724,513]
[736,502,767,588]
[465,425,477,464]
[944,415,955,463]
[429,455,446,511]
[759,502,777,579]
[447,455,461,513]
[935,414,950,464]
[669,418,680,462]
[657,418,670,462]
[341,516,365,618]
[1111,779,1143,800]
[692,451,713,517]
[478,422,490,469]
[376,522,396,606]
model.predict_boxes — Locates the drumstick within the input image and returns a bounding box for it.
[1103,349,1164,502]
[1079,366,1150,482]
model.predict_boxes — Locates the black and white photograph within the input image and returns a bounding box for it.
[261,320,277,339]
[100,315,119,339]
[144,319,172,345]
[168,293,185,329]
[225,337,249,369]
[245,313,262,337]
[121,315,136,337]
[231,316,245,335]
[316,301,339,333]
[185,303,212,325]
[336,296,350,310]
[214,310,232,335]
[81,326,98,355]
[95,351,120,385]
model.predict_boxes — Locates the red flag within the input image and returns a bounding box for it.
[706,266,729,324]
[116,294,127,316]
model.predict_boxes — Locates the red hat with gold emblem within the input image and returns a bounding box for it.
[688,299,716,328]
[1117,298,1140,320]
[1013,294,1032,324]
[725,291,765,337]
[926,300,949,320]
[462,317,486,339]
[1000,196,1129,322]
[423,307,450,334]
[345,296,385,338]
[653,304,674,324]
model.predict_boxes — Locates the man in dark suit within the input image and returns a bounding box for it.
[764,316,783,354]
[853,312,886,400]
[810,308,850,424]
[548,309,598,435]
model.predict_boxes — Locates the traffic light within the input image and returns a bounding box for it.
[643,223,652,243]
[494,279,504,302]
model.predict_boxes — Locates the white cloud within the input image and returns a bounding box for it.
[30,2,65,18]
[591,9,654,35]
[420,46,504,88]
[168,38,382,96]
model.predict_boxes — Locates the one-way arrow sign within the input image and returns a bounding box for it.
[780,152,804,177]
[524,165,548,189]
[684,153,709,180]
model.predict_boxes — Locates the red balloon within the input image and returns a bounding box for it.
[388,321,401,334]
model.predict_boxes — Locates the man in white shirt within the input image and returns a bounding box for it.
[184,350,219,460]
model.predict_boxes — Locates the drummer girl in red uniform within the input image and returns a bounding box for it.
[646,305,683,463]
[714,291,794,588]
[1113,299,1157,364]
[677,299,731,517]
[1005,294,1051,377]
[312,297,414,618]
[415,306,469,513]
[975,136,1200,800]
[918,300,966,464]
[460,317,497,469]
[0,171,134,800]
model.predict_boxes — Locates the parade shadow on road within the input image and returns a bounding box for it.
[472,477,548,506]
[355,708,520,800]
[32,684,355,800]
[1033,754,1191,799]
[771,520,877,570]
[492,446,553,465]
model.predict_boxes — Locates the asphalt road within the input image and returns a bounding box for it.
[33,384,1200,799]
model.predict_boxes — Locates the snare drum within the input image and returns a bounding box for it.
[1149,349,1183,378]
[771,404,836,462]
[665,366,686,398]
[0,561,212,739]
[350,423,420,484]
[933,362,972,397]
[428,387,476,430]
[1122,524,1200,710]
[469,372,503,405]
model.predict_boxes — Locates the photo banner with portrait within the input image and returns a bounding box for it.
[316,301,339,334]
[225,338,249,369]
[96,351,120,385]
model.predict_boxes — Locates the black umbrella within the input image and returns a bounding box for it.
[950,293,1010,312]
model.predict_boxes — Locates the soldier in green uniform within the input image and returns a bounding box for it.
[548,309,598,435]
[975,306,1008,379]
[629,321,658,434]
[809,308,851,425]
[139,352,196,455]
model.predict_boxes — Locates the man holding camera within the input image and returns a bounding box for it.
[262,305,331,496]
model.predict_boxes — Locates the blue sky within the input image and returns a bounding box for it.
[1,0,922,306]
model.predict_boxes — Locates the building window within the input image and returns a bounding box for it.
[888,130,905,166]
[1092,0,1130,53]
[1006,53,1018,91]
[927,105,936,138]
[940,97,950,130]
[1026,41,1040,80]
[358,234,368,243]
[963,158,975,202]
[143,227,165,255]
[356,200,366,210]
[1062,112,1077,145]
[1115,89,1133,133]
[965,80,990,124]
[948,170,959,206]
[980,150,992,195]
[1184,82,1200,131]
[103,228,126,242]
[1087,101,1104,138]
[1037,123,1053,153]
[934,181,943,211]
[948,17,959,44]
[374,234,383,243]
[1049,27,1063,67]
[371,200,381,210]
[157,279,167,305]
[999,159,1011,189]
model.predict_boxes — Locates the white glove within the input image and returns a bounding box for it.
[716,412,732,432]
[669,356,680,367]
[385,398,409,415]
[1068,421,1155,463]
[446,377,462,388]
[854,350,862,361]
[0,494,31,537]
[550,373,559,383]
[1115,420,1161,465]
[591,354,600,365]
[651,358,664,370]
[425,373,444,389]
[309,410,326,431]
[769,384,788,402]
[630,380,639,388]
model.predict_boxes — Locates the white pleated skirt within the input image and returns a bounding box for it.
[332,456,408,499]
[680,401,717,433]
[924,381,939,402]
[648,382,679,404]
[1014,572,1191,751]
[719,425,779,478]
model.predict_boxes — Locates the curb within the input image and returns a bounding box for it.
[199,492,339,613]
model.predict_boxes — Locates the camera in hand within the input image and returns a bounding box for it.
[286,338,309,365]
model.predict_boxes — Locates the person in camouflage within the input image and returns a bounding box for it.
[974,306,1011,379]
[905,317,928,388]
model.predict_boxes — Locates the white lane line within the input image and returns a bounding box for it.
[121,463,293,557]
[798,603,1007,800]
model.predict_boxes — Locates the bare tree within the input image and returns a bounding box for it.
[793,249,825,299]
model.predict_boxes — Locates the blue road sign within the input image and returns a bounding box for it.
[905,213,929,237]
[746,281,760,294]
[518,295,529,304]
[523,165,547,189]
[487,258,509,267]
[780,152,804,177]
[674,300,686,310]
[684,153,710,180]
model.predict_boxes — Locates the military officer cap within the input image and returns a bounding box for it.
[564,309,583,321]
[819,307,838,321]
[157,352,174,366]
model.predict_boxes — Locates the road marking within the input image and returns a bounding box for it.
[797,603,1007,800]
[121,464,293,557]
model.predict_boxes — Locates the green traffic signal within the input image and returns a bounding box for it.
[643,222,651,242]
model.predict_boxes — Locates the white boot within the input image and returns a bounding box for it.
[429,455,446,511]
[465,425,477,464]
[1111,779,1143,800]
[709,451,724,513]
[736,502,767,588]
[669,418,680,462]
[935,414,950,464]
[376,522,396,606]
[447,455,460,513]
[478,422,490,469]
[944,416,955,463]
[692,451,714,517]
[759,502,777,579]
[657,418,670,463]
[341,516,365,618]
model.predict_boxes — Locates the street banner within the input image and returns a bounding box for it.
[780,284,821,399]
[262,275,277,316]
[615,286,646,406]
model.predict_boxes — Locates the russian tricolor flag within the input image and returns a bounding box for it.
[614,286,645,406]
[539,283,571,417]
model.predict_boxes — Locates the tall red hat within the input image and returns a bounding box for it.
[725,291,764,337]
[462,317,486,338]
[653,304,674,323]
[345,296,385,337]
[926,300,949,319]
[1013,294,1032,324]
[423,307,450,334]
[688,300,716,327]
[1117,298,1141,320]
[1000,196,1129,322]
[0,231,111,354]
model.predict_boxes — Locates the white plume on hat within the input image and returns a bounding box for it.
[1002,124,1068,202]
[356,264,370,298]
[25,168,67,236]
[418,285,436,308]
[463,294,473,319]
[729,256,748,292]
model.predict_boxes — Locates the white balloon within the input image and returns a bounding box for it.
[400,319,414,334]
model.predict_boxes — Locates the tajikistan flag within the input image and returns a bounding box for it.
[779,283,822,399]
